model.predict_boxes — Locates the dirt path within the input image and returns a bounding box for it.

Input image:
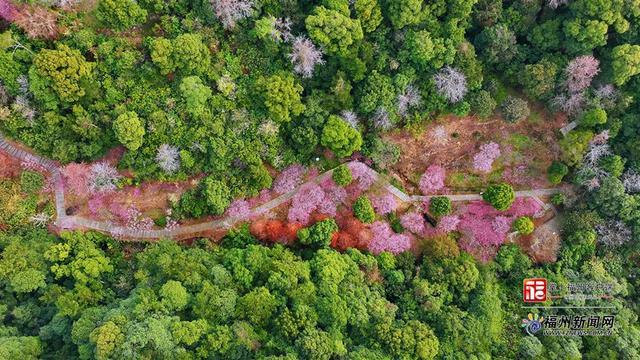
[0,133,563,242]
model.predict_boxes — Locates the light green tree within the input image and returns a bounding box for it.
[113,111,145,151]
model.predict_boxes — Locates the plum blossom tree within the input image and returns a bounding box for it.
[400,211,426,235]
[13,5,58,39]
[367,221,413,255]
[340,110,359,129]
[622,170,640,193]
[595,220,632,247]
[287,183,326,224]
[565,55,600,93]
[547,0,569,9]
[289,36,324,78]
[551,92,586,116]
[397,85,422,117]
[473,142,500,173]
[433,66,468,103]
[371,107,392,130]
[431,126,448,144]
[88,162,121,193]
[211,0,254,29]
[156,144,180,174]
[419,165,445,194]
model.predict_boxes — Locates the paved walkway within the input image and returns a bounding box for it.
[0,133,561,241]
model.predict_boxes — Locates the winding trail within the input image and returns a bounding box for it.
[0,133,561,241]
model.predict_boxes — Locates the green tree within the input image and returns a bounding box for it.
[521,59,558,100]
[563,19,608,55]
[354,0,382,33]
[470,90,496,119]
[501,96,530,123]
[172,34,211,76]
[513,216,534,235]
[611,44,640,85]
[560,130,593,166]
[579,108,607,127]
[259,74,305,123]
[474,24,517,66]
[547,161,569,185]
[297,218,339,248]
[332,164,353,186]
[429,196,452,217]
[159,280,189,311]
[237,287,278,326]
[96,0,148,31]
[482,183,515,211]
[353,195,375,223]
[387,0,423,29]
[113,111,145,151]
[599,155,625,178]
[305,6,363,55]
[321,115,363,158]
[149,37,175,75]
[202,177,231,216]
[29,45,93,108]
[179,76,212,117]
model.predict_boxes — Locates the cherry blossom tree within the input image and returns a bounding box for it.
[551,92,586,116]
[419,165,445,194]
[348,162,376,192]
[436,215,460,233]
[225,199,252,219]
[473,142,500,173]
[13,5,58,39]
[287,183,325,224]
[88,162,121,193]
[156,144,180,174]
[211,0,254,29]
[400,211,425,235]
[367,221,413,255]
[0,0,18,21]
[565,55,600,93]
[273,164,306,194]
[289,36,324,78]
[433,66,468,103]
[61,163,91,196]
[397,85,422,117]
[371,193,397,215]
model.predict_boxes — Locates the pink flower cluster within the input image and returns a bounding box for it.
[348,162,376,192]
[371,193,398,215]
[0,0,18,22]
[61,163,91,197]
[473,142,500,173]
[400,211,426,235]
[419,165,445,194]
[272,164,306,194]
[436,215,460,233]
[226,199,252,220]
[367,221,413,255]
[565,55,600,94]
[457,198,543,259]
[287,180,346,225]
[124,207,154,231]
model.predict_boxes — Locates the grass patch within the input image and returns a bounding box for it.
[508,134,533,151]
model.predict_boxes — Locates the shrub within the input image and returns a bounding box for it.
[332,164,353,186]
[482,183,515,211]
[470,90,496,118]
[513,216,534,235]
[297,218,338,248]
[501,95,530,123]
[599,155,625,178]
[547,161,569,185]
[353,195,375,223]
[429,196,452,217]
[20,170,44,193]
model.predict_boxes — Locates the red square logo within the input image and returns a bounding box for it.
[523,278,547,302]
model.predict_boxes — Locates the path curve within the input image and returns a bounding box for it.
[0,133,561,241]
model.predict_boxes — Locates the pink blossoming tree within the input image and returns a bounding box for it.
[367,221,413,255]
[565,55,599,93]
[473,142,500,173]
[419,165,445,194]
[273,164,306,194]
[371,193,398,215]
[400,211,426,235]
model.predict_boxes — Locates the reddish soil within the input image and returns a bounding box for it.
[385,109,568,193]
[0,152,23,178]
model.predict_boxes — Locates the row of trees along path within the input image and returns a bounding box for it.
[0,132,560,241]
